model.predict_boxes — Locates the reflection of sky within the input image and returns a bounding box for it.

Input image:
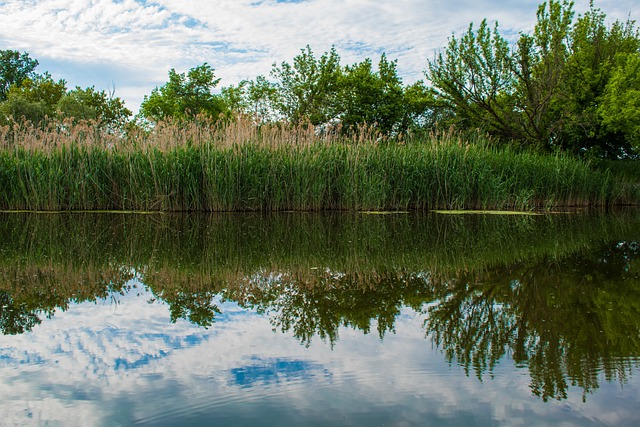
[0,280,639,427]
[231,356,329,388]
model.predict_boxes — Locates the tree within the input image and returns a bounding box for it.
[598,53,640,157]
[426,0,577,147]
[221,75,279,123]
[512,0,575,149]
[58,86,132,131]
[337,54,406,135]
[139,63,225,122]
[0,73,66,124]
[243,75,279,122]
[270,45,342,126]
[427,18,518,139]
[556,4,640,157]
[401,80,443,133]
[220,83,245,116]
[0,50,39,101]
[426,0,640,157]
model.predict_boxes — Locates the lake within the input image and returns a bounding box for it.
[0,211,639,426]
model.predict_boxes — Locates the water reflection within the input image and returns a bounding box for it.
[426,240,640,401]
[1,211,639,412]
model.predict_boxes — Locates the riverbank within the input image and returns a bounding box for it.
[1,119,638,211]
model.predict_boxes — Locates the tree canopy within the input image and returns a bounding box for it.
[0,50,39,101]
[0,50,131,130]
[139,63,225,123]
[226,45,433,135]
[427,0,640,158]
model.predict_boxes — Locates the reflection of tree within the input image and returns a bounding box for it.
[232,269,435,347]
[0,264,135,334]
[426,241,640,401]
[156,289,221,328]
[0,291,41,334]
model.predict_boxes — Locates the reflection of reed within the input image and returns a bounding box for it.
[3,211,637,277]
[0,263,136,302]
[0,211,637,303]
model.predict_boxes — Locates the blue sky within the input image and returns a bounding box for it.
[0,0,637,112]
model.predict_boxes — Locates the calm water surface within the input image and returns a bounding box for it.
[0,211,639,426]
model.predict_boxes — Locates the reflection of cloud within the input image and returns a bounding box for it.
[1,0,637,112]
[0,286,639,426]
[230,356,328,387]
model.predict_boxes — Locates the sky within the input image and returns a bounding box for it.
[0,0,637,113]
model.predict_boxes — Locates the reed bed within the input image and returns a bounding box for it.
[0,117,636,211]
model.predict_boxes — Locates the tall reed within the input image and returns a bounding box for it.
[0,117,636,211]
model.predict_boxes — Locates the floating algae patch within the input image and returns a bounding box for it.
[432,210,542,216]
[361,211,410,215]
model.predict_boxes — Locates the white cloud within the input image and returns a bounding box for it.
[0,0,638,112]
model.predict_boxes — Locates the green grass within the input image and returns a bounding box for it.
[0,119,637,211]
[599,159,640,182]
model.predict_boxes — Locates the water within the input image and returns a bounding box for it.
[0,211,639,426]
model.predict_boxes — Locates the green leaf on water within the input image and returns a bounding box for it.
[432,210,542,216]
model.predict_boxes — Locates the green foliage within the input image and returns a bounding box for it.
[337,54,406,134]
[219,83,245,115]
[224,49,434,135]
[243,75,279,122]
[58,86,132,131]
[270,45,342,126]
[222,75,279,122]
[428,0,640,158]
[557,4,640,157]
[598,53,640,155]
[139,63,225,122]
[0,73,67,124]
[428,19,517,136]
[401,80,441,132]
[0,50,39,101]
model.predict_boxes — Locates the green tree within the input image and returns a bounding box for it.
[221,75,279,122]
[558,4,640,157]
[243,75,279,122]
[270,45,342,125]
[427,18,518,139]
[337,54,406,135]
[598,53,640,156]
[139,63,225,122]
[512,0,575,149]
[427,0,640,157]
[57,86,132,131]
[0,50,39,101]
[0,73,66,124]
[401,80,447,133]
[219,83,245,116]
[426,0,577,147]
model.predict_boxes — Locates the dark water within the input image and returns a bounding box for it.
[0,211,639,426]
